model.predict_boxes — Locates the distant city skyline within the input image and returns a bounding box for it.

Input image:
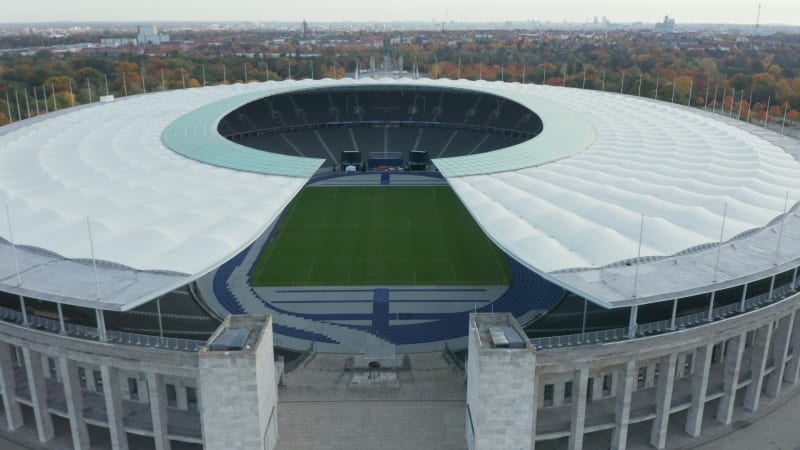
[3,1,800,26]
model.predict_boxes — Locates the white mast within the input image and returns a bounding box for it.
[5,206,22,285]
[86,217,102,300]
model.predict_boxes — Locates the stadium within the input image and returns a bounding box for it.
[0,76,799,450]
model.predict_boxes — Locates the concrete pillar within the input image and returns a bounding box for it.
[19,295,29,325]
[669,299,678,330]
[567,368,589,450]
[553,381,565,407]
[147,372,171,450]
[57,303,66,334]
[176,383,188,410]
[22,348,54,443]
[784,313,800,384]
[101,365,129,450]
[649,353,677,449]
[768,275,776,301]
[96,309,108,341]
[610,361,636,450]
[738,283,748,312]
[0,343,23,430]
[744,323,773,411]
[766,313,794,397]
[706,291,716,322]
[717,333,746,424]
[627,305,638,338]
[685,344,712,437]
[59,357,90,449]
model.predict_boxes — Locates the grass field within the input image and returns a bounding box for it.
[251,186,512,286]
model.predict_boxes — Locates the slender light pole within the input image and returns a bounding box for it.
[181,68,186,89]
[601,70,606,91]
[704,83,710,111]
[671,79,676,103]
[620,71,625,94]
[5,205,22,285]
[86,78,92,103]
[141,67,146,93]
[582,69,587,89]
[764,95,771,127]
[711,84,718,112]
[51,84,57,111]
[632,214,645,298]
[687,80,693,106]
[86,217,101,300]
[42,85,48,113]
[4,91,12,123]
[737,90,744,120]
[14,90,22,121]
[202,64,206,86]
[654,74,659,100]
[23,88,30,118]
[33,87,40,116]
[69,80,74,106]
[746,90,753,123]
[712,203,728,283]
[122,72,128,96]
[775,191,789,264]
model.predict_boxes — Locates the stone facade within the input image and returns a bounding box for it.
[467,290,800,450]
[198,315,278,450]
[0,312,277,450]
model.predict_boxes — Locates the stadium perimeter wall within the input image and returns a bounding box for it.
[468,287,800,450]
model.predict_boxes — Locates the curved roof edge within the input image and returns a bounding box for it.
[162,86,324,177]
[0,241,188,311]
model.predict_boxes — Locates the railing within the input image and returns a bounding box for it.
[0,305,206,353]
[443,342,466,373]
[530,281,797,350]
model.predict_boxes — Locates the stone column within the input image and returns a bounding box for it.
[744,323,773,411]
[717,333,745,424]
[649,353,677,449]
[610,360,636,450]
[567,368,589,450]
[685,344,712,437]
[766,313,794,397]
[553,381,565,407]
[784,313,800,384]
[0,343,23,430]
[147,372,171,450]
[59,357,90,449]
[176,383,188,410]
[101,365,129,450]
[22,348,54,443]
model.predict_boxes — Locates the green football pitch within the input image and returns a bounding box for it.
[250,186,512,286]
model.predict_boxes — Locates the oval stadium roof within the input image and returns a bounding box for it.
[0,77,799,310]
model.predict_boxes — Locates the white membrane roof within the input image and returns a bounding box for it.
[0,82,323,310]
[1,77,799,310]
[433,82,800,307]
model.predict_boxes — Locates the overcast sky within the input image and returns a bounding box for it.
[3,1,799,26]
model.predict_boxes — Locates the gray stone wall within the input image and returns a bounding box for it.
[198,315,278,450]
[467,314,537,450]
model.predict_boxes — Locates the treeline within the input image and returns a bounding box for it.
[1,32,799,125]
